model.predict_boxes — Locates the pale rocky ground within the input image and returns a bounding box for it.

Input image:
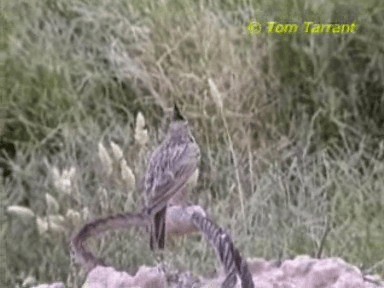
[32,206,383,288]
[32,255,383,288]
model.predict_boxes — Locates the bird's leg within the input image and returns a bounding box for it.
[154,250,165,263]
[154,250,167,275]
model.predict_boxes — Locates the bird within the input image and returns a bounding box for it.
[144,104,200,251]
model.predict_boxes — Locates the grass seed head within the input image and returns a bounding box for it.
[7,205,35,224]
[98,142,113,176]
[65,209,82,226]
[120,159,136,191]
[110,141,124,161]
[208,78,223,109]
[45,193,60,214]
[135,112,149,146]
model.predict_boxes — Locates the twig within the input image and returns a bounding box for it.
[316,217,331,259]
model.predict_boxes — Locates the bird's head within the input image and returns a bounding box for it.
[168,104,191,141]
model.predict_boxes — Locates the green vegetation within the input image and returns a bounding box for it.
[1,0,383,286]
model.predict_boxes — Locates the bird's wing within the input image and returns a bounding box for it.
[146,143,199,215]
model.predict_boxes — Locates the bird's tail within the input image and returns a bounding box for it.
[150,206,166,250]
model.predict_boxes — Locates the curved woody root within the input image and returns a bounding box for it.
[191,212,254,288]
[70,206,383,288]
[70,205,251,287]
[70,211,150,273]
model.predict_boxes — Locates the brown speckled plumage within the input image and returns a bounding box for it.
[144,104,200,250]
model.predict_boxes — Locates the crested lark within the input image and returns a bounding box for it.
[144,104,200,250]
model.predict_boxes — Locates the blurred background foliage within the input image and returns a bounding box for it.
[1,0,383,287]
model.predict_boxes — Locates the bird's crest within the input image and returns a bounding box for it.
[173,103,185,121]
